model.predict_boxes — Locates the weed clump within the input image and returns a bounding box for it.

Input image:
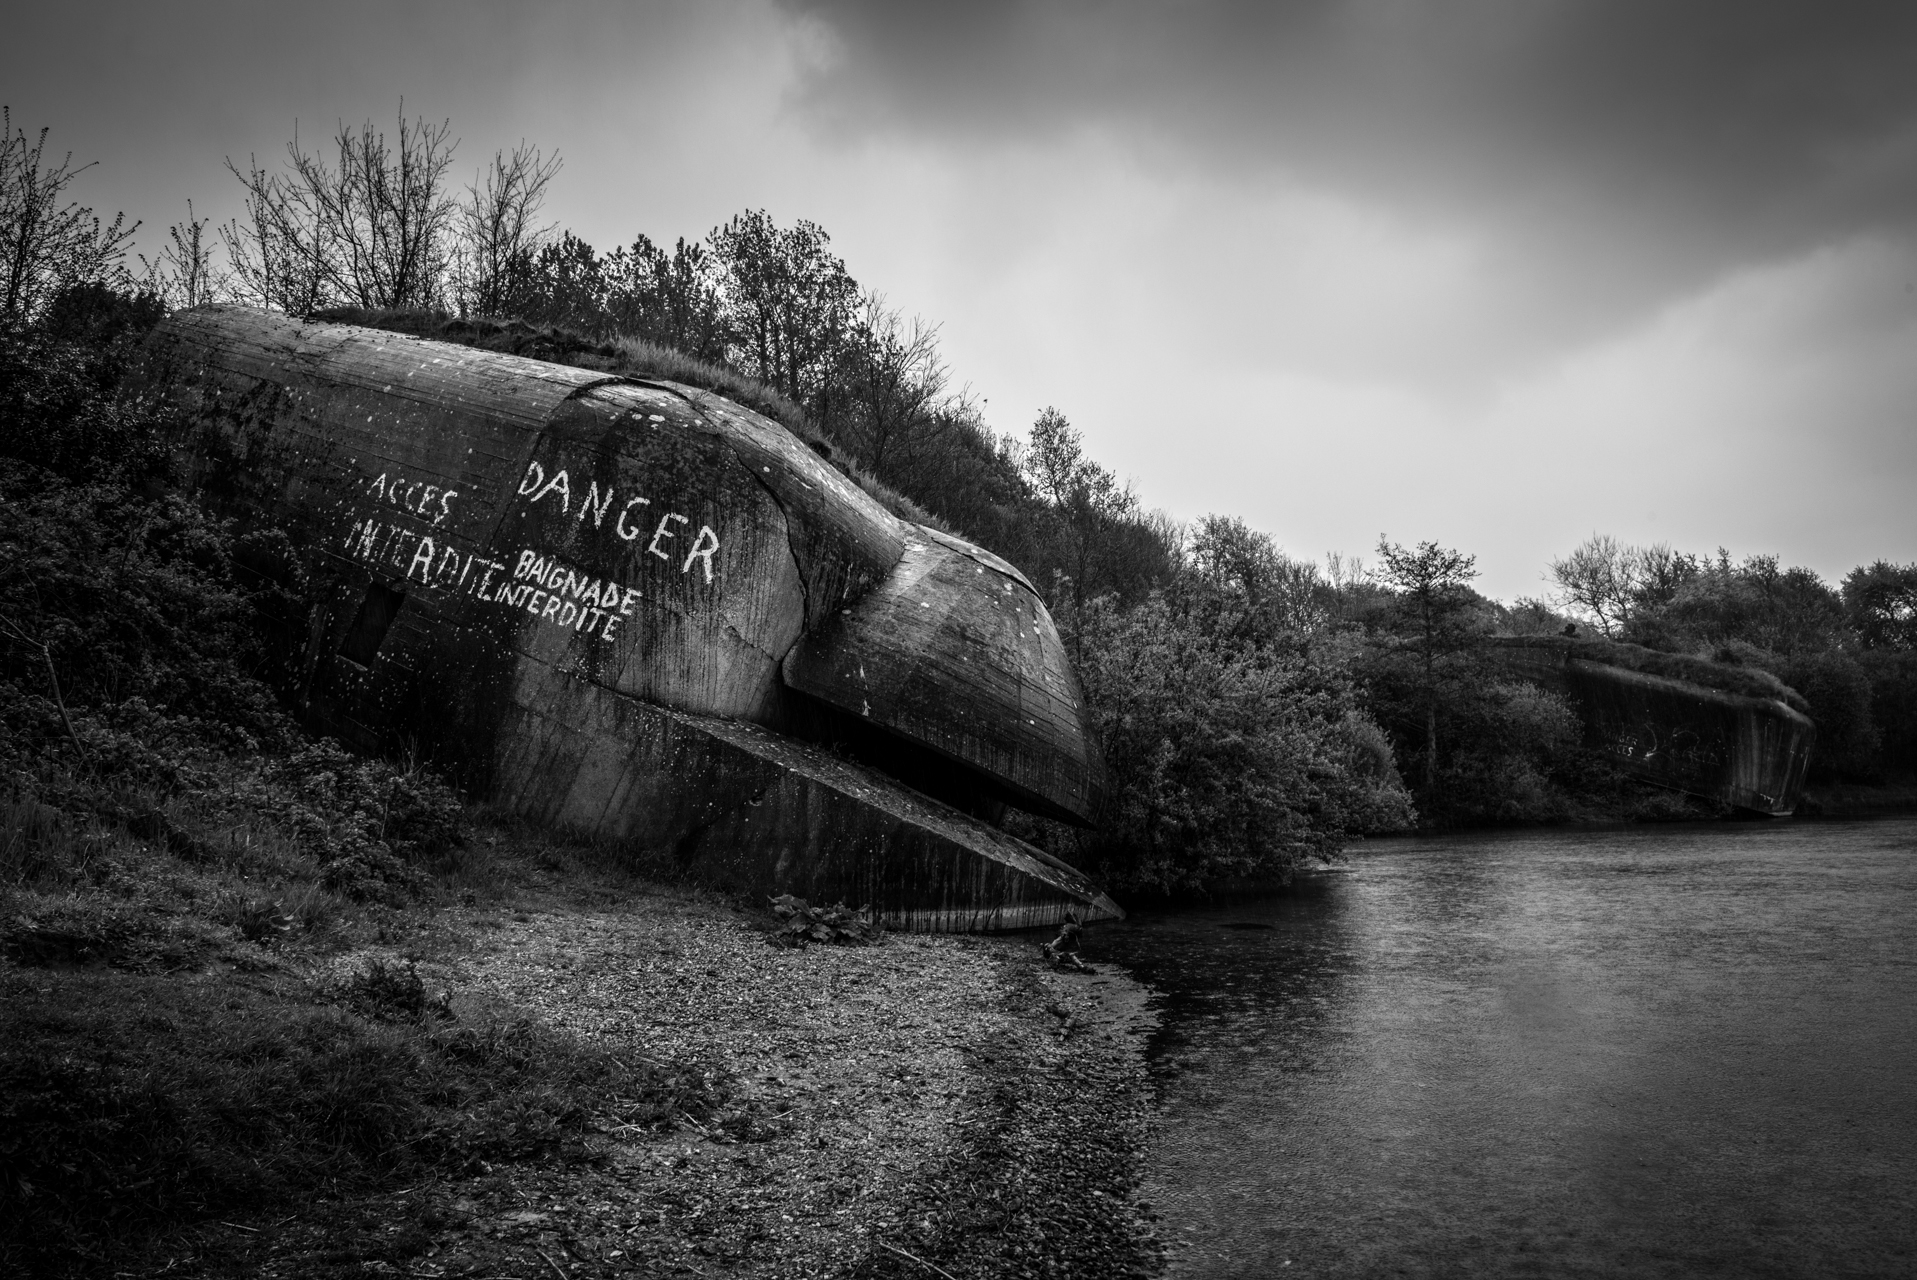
[765,894,885,947]
[325,957,453,1024]
[230,741,466,904]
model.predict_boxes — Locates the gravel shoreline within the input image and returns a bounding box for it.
[280,887,1165,1279]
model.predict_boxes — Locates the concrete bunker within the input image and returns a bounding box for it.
[135,306,1118,929]
[1488,636,1816,815]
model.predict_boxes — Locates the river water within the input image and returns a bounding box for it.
[1093,818,1917,1279]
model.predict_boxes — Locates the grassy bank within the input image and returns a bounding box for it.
[3,797,1162,1278]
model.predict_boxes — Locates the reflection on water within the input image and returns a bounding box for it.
[1095,819,1917,1279]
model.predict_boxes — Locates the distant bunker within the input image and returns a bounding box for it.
[1488,637,1815,815]
[136,306,1117,930]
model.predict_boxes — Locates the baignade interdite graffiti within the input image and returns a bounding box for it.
[133,306,1118,930]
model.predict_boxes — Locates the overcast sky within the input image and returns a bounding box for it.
[6,0,1914,599]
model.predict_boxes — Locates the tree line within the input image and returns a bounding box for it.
[5,105,1915,899]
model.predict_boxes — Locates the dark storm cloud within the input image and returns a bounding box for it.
[783,1,1917,276]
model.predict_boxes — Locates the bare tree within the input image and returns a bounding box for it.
[224,108,459,313]
[1324,551,1369,592]
[451,141,560,317]
[1631,542,1698,609]
[841,295,951,477]
[1549,534,1639,638]
[0,106,138,325]
[222,151,328,313]
[140,201,227,309]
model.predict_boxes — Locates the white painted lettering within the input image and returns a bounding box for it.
[619,586,642,616]
[437,490,457,523]
[557,602,579,627]
[514,549,538,580]
[602,615,622,643]
[647,513,687,561]
[518,461,545,496]
[682,525,720,582]
[615,496,651,541]
[541,595,564,621]
[580,481,616,528]
[532,469,571,513]
[407,536,436,584]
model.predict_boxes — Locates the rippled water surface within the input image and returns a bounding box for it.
[1094,818,1917,1279]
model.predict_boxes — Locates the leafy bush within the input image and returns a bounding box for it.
[1426,680,1588,825]
[223,742,465,903]
[1062,593,1412,893]
[0,286,168,481]
[0,463,298,759]
[1775,648,1880,781]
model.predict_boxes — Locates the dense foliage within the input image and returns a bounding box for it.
[1054,580,1412,891]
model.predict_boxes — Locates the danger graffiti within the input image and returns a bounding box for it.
[516,462,719,583]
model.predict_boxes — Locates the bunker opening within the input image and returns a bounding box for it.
[339,582,406,668]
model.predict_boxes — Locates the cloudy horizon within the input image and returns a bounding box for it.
[6,0,1913,600]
